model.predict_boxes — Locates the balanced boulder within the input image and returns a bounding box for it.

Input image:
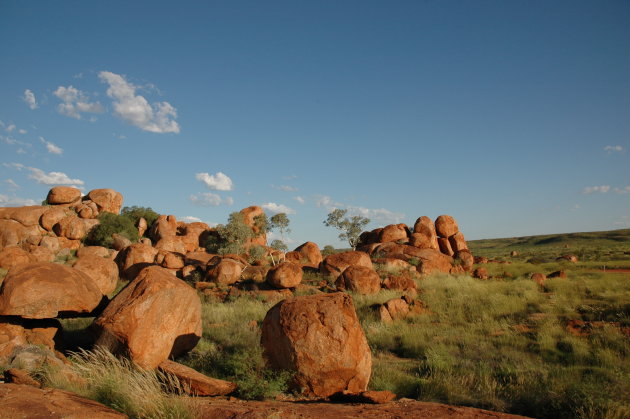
[261,292,372,397]
[46,186,81,205]
[73,255,119,295]
[92,266,202,369]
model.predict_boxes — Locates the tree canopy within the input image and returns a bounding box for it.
[323,209,370,249]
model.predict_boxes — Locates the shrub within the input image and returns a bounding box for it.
[84,212,139,248]
[120,206,159,231]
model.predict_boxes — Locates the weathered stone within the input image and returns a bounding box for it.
[93,266,202,369]
[0,383,126,418]
[378,224,409,243]
[435,215,458,238]
[448,232,468,253]
[261,292,371,397]
[4,368,41,387]
[87,188,123,214]
[115,243,158,281]
[473,267,489,280]
[240,206,267,247]
[335,266,380,295]
[158,360,237,396]
[454,250,474,272]
[149,215,178,241]
[206,258,244,285]
[0,317,60,364]
[320,251,373,279]
[137,217,148,237]
[155,236,186,254]
[40,207,69,232]
[0,262,103,319]
[0,246,34,270]
[266,262,303,289]
[73,255,119,295]
[383,298,409,320]
[76,246,110,259]
[291,242,323,268]
[29,246,55,263]
[46,187,81,205]
[437,237,454,257]
[111,233,132,251]
[53,216,86,240]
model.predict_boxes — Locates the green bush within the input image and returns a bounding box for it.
[84,212,139,248]
[120,206,159,232]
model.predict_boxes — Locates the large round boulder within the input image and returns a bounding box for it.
[261,292,372,397]
[335,265,381,295]
[0,246,34,270]
[240,206,267,247]
[411,216,439,249]
[266,262,303,289]
[115,243,158,280]
[0,262,103,319]
[53,216,87,240]
[86,189,123,214]
[73,255,119,295]
[206,258,244,285]
[435,215,458,238]
[46,186,82,205]
[320,251,373,279]
[290,242,323,268]
[378,224,409,243]
[92,266,202,369]
[40,207,69,232]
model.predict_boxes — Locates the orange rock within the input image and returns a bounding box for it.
[3,368,41,387]
[0,246,34,270]
[0,317,60,363]
[137,217,148,237]
[149,215,178,241]
[111,233,132,251]
[87,189,123,214]
[357,228,382,247]
[46,187,81,205]
[93,266,202,369]
[77,246,110,259]
[115,243,158,280]
[336,266,381,295]
[155,236,186,254]
[0,383,126,418]
[384,298,410,320]
[53,216,86,240]
[39,236,60,253]
[161,252,185,270]
[548,270,567,279]
[158,360,237,396]
[437,237,454,257]
[185,251,215,267]
[291,242,323,268]
[0,220,30,249]
[261,292,372,397]
[240,206,267,247]
[473,267,489,280]
[29,246,55,263]
[454,250,474,272]
[39,207,69,232]
[0,262,102,319]
[320,251,373,279]
[412,216,439,249]
[448,232,468,253]
[179,222,211,253]
[206,258,244,285]
[378,224,409,243]
[1,206,48,227]
[73,255,119,295]
[266,262,303,289]
[381,271,418,294]
[531,273,547,285]
[435,215,459,238]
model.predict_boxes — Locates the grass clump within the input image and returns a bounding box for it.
[40,347,197,419]
[179,296,292,400]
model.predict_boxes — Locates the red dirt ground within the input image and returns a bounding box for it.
[195,398,530,418]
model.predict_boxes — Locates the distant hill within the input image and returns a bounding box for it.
[467,229,630,261]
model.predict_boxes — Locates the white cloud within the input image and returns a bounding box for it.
[16,148,26,154]
[23,167,84,186]
[272,184,298,192]
[3,162,25,170]
[189,192,233,206]
[261,202,296,214]
[614,186,630,194]
[54,85,104,119]
[294,196,305,204]
[39,137,63,155]
[0,194,37,206]
[6,124,16,132]
[23,89,38,109]
[18,129,27,134]
[99,71,179,133]
[5,179,19,190]
[604,145,623,153]
[582,185,611,194]
[314,194,404,225]
[195,172,233,191]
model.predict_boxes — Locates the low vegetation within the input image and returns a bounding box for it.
[84,212,139,248]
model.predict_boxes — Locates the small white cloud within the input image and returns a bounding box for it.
[3,162,25,170]
[347,206,405,224]
[189,192,233,206]
[294,196,305,204]
[614,186,630,195]
[23,89,38,109]
[6,124,16,132]
[0,194,38,206]
[54,85,104,119]
[582,185,611,194]
[272,184,298,192]
[18,129,27,134]
[604,145,623,153]
[5,179,19,190]
[16,148,26,154]
[261,202,296,214]
[195,172,233,191]
[39,137,63,155]
[26,167,84,186]
[99,71,179,134]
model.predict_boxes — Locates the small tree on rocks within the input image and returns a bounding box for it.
[323,209,370,250]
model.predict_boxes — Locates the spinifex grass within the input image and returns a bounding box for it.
[40,347,198,419]
[354,273,630,419]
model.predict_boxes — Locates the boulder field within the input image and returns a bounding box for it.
[0,185,490,415]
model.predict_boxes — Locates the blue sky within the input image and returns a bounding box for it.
[1,1,628,247]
